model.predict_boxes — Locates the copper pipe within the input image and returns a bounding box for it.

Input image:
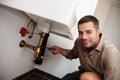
[38,32,46,47]
[28,22,37,38]
[19,32,46,58]
[34,32,46,58]
[19,40,36,50]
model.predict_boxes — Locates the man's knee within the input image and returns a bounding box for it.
[80,72,101,80]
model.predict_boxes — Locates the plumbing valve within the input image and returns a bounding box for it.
[19,27,28,37]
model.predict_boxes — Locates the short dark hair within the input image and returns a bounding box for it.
[78,15,99,29]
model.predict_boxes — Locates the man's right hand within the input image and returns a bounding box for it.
[49,45,68,57]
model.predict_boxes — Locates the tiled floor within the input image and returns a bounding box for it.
[13,68,61,80]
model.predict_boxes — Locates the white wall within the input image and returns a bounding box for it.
[94,0,120,50]
[0,5,35,80]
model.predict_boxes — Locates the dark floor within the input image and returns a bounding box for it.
[13,68,61,80]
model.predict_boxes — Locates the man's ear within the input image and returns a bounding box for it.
[97,28,101,34]
[97,28,102,37]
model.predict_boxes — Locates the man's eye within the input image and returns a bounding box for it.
[87,31,92,34]
[79,32,83,35]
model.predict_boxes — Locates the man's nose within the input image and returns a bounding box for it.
[81,33,87,39]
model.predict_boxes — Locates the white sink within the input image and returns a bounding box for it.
[0,0,78,39]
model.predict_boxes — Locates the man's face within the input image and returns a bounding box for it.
[78,22,100,48]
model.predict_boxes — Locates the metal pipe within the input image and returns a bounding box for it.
[19,32,49,65]
[19,40,36,50]
[34,32,46,58]
[19,32,46,58]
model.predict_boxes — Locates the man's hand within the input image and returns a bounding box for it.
[49,45,68,57]
[49,46,62,55]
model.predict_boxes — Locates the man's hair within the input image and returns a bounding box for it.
[78,15,99,29]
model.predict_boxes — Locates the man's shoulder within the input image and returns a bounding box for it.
[101,37,120,53]
[102,37,116,48]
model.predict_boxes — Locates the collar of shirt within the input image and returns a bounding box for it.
[96,37,105,52]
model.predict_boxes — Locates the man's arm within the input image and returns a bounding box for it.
[102,46,120,80]
[49,39,79,59]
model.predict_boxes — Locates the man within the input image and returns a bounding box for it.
[49,15,120,80]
